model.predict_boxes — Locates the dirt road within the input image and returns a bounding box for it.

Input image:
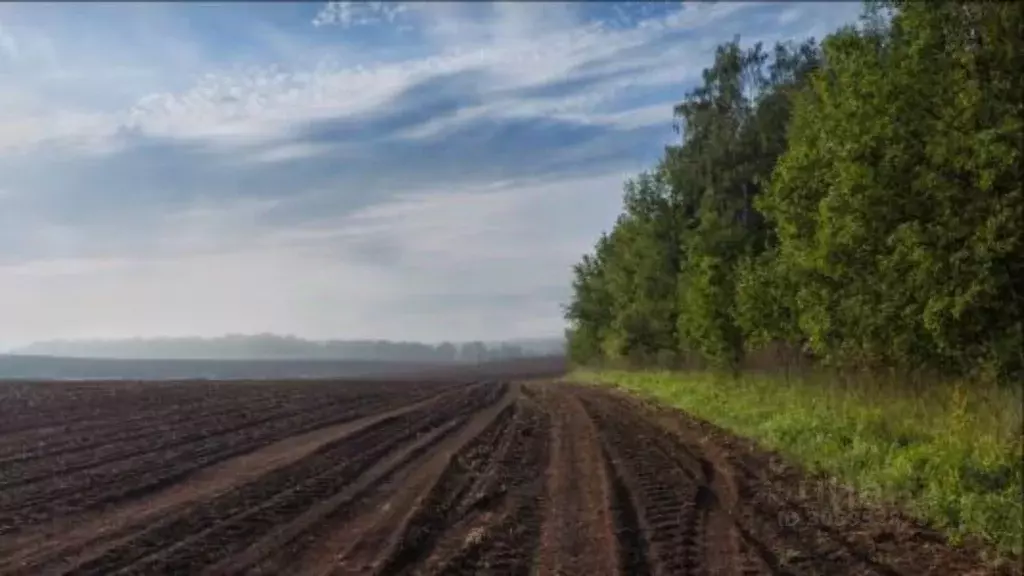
[0,378,1006,575]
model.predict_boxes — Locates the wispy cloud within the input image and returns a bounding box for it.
[0,20,18,61]
[312,1,410,28]
[0,2,864,349]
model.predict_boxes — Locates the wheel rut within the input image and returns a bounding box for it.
[50,385,492,576]
[251,382,517,576]
[0,378,1007,576]
[533,384,620,576]
[367,386,551,576]
[0,395,446,575]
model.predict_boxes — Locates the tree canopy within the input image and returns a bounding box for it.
[564,1,1023,384]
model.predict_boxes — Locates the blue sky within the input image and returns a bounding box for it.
[0,1,864,348]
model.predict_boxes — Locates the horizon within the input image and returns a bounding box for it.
[4,333,567,357]
[0,2,863,349]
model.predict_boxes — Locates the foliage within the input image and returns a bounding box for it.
[564,0,1024,383]
[573,368,1023,557]
[564,2,1024,558]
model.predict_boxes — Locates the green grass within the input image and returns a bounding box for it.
[571,368,1023,558]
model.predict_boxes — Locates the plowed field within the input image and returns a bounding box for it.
[0,378,1006,575]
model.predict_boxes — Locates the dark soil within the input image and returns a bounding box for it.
[0,375,1011,576]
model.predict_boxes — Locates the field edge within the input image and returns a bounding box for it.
[563,368,1024,566]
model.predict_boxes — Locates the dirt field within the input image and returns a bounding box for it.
[0,376,1007,575]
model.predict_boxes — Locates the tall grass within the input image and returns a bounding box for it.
[572,368,1023,557]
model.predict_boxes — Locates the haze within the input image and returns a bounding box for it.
[0,2,863,351]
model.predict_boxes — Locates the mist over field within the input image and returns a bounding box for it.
[0,1,863,354]
[1,334,564,379]
[0,1,1020,572]
[11,335,565,362]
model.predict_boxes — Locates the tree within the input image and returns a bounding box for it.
[564,0,1023,383]
[435,342,458,362]
[668,38,821,366]
[760,1,1023,379]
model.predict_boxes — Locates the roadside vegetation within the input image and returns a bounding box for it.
[572,368,1022,557]
[563,0,1023,557]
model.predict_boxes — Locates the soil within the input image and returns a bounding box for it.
[0,375,1013,576]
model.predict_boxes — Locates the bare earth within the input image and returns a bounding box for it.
[0,375,1010,576]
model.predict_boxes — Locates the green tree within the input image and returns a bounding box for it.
[760,1,1023,379]
[564,234,614,364]
[668,39,821,366]
[565,1,1022,383]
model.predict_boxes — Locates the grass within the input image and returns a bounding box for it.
[570,368,1024,558]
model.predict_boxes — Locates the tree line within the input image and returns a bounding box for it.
[14,335,564,364]
[564,1,1023,384]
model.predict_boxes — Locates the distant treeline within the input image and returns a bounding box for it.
[0,354,568,381]
[564,1,1023,383]
[0,356,432,381]
[14,335,565,364]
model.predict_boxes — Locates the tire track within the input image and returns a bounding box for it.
[0,393,449,576]
[0,378,1007,576]
[86,385,494,576]
[416,397,549,576]
[18,386,471,576]
[574,384,1002,576]
[280,382,517,576]
[581,392,704,576]
[532,384,620,576]
[367,404,517,576]
[0,384,456,534]
[577,386,777,576]
[372,390,550,576]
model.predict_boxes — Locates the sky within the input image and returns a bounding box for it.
[0,1,865,349]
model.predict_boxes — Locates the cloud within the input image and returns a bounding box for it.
[0,20,18,61]
[0,1,865,348]
[0,172,626,346]
[312,2,409,28]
